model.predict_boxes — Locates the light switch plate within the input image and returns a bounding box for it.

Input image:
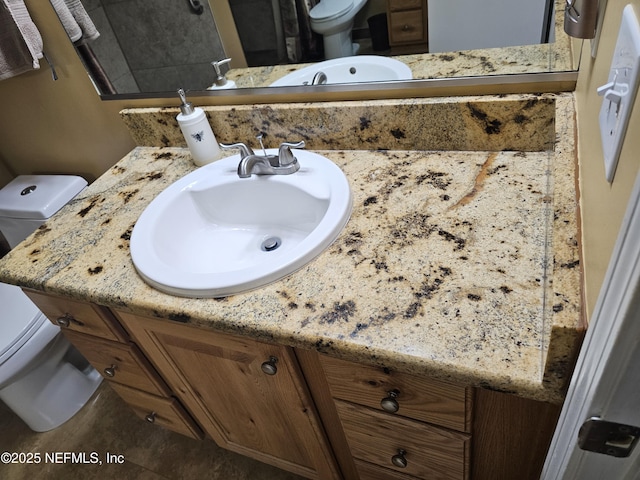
[598,5,640,183]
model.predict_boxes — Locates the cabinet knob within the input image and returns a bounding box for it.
[381,389,400,413]
[103,364,117,377]
[145,412,157,423]
[402,24,411,31]
[391,449,408,468]
[261,356,278,375]
[56,314,75,327]
[56,313,83,328]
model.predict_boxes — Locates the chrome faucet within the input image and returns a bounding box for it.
[220,136,305,178]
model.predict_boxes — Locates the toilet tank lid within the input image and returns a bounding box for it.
[0,175,87,219]
[310,0,352,20]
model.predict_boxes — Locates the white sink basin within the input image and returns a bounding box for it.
[130,150,352,298]
[270,56,412,86]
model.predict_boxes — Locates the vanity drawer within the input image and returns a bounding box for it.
[319,355,471,432]
[23,289,128,342]
[389,10,426,45]
[63,330,171,397]
[354,458,423,480]
[336,400,470,480]
[388,0,423,11]
[109,383,203,440]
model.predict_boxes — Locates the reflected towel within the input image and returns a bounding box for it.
[50,0,99,43]
[0,0,43,80]
[50,0,81,41]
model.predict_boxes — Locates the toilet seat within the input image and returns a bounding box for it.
[310,0,353,22]
[0,283,43,364]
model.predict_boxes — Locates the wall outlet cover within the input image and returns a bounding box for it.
[598,5,640,183]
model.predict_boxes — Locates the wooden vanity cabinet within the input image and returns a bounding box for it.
[298,353,560,480]
[314,354,472,480]
[23,289,560,479]
[386,0,428,54]
[116,310,341,480]
[22,289,203,440]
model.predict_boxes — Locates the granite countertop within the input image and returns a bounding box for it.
[228,42,573,89]
[0,94,582,404]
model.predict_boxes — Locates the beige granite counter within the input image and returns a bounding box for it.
[0,93,583,404]
[228,42,573,89]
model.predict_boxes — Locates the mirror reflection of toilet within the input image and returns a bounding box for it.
[0,175,102,432]
[310,0,368,59]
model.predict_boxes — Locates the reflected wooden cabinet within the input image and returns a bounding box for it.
[386,0,428,53]
[116,311,340,480]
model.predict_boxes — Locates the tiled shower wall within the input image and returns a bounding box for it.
[229,0,285,66]
[80,0,225,92]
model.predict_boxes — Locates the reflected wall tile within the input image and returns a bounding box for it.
[133,62,214,92]
[103,0,224,70]
[87,6,139,92]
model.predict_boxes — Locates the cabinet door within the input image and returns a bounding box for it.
[388,0,423,11]
[389,10,426,45]
[109,383,203,440]
[62,330,171,397]
[320,355,471,432]
[336,400,470,480]
[118,312,338,480]
[23,288,128,342]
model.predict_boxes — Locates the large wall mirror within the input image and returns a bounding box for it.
[53,0,579,103]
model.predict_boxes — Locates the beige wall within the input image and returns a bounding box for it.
[0,1,135,185]
[0,158,14,188]
[576,1,640,317]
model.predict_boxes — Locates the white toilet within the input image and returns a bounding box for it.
[0,175,102,432]
[310,0,368,59]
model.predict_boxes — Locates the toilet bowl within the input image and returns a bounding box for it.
[0,175,102,432]
[310,0,368,59]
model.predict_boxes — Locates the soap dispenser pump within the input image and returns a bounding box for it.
[207,58,236,90]
[176,88,221,166]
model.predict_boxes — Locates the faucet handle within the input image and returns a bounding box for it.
[278,141,305,166]
[219,142,255,159]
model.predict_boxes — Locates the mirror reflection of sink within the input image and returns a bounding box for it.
[269,55,412,86]
[130,150,352,298]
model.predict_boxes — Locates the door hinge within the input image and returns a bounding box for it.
[578,417,640,457]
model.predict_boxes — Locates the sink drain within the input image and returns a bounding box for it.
[261,236,282,252]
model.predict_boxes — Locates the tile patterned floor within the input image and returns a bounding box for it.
[0,383,305,479]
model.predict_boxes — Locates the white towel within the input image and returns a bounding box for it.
[0,0,43,80]
[51,0,99,43]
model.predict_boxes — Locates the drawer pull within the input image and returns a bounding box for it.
[104,364,118,377]
[261,356,278,376]
[145,412,157,423]
[402,24,411,31]
[381,389,400,413]
[56,314,83,328]
[391,449,408,468]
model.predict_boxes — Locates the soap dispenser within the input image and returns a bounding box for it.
[176,88,221,166]
[206,58,237,90]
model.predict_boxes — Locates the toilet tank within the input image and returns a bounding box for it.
[0,175,87,249]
